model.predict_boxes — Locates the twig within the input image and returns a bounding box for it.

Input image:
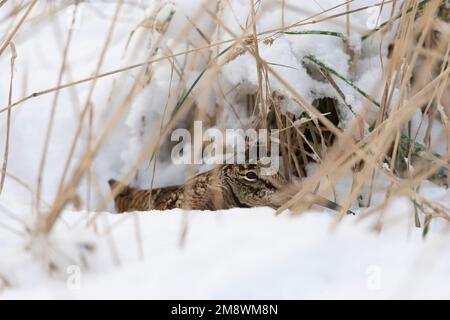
[0,1,395,115]
[35,3,78,212]
[0,273,11,291]
[362,0,432,40]
[319,67,356,116]
[0,0,8,9]
[0,43,17,194]
[86,0,124,210]
[304,54,381,108]
[0,0,37,57]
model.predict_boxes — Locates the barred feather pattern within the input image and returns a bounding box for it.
[108,163,355,214]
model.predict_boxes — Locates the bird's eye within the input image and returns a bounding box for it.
[245,171,258,181]
[119,191,130,197]
[118,188,131,197]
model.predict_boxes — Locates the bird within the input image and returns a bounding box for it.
[108,163,355,215]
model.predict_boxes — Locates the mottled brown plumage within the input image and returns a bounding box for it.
[108,163,355,214]
[109,163,286,212]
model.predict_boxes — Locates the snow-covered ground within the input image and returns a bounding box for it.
[2,200,450,299]
[0,1,449,299]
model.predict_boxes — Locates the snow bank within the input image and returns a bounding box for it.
[1,201,449,299]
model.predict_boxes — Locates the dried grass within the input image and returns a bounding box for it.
[0,0,449,273]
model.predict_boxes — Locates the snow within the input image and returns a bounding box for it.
[0,0,402,206]
[1,200,449,299]
[0,0,449,299]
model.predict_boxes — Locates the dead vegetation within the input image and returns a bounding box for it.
[0,0,449,277]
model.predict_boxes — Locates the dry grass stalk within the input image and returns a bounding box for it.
[0,43,16,194]
[35,3,79,213]
[0,273,11,292]
[0,0,37,57]
[0,1,447,249]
